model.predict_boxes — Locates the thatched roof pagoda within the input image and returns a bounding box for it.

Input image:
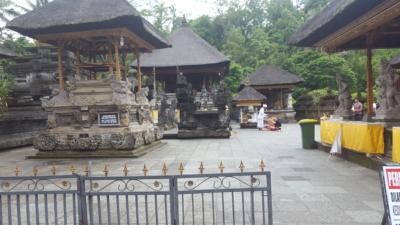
[287,0,400,118]
[390,53,400,69]
[0,45,17,58]
[238,63,303,109]
[6,0,170,90]
[239,63,304,90]
[233,78,266,106]
[131,16,230,92]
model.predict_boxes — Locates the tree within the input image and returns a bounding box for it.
[18,0,52,12]
[3,35,34,56]
[221,30,246,63]
[0,0,19,23]
[224,63,244,93]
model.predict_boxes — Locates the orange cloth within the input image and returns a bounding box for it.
[320,121,384,154]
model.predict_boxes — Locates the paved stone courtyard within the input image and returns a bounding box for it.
[0,123,384,224]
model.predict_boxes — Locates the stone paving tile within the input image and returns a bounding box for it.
[0,123,385,224]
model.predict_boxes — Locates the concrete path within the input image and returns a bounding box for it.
[0,123,384,224]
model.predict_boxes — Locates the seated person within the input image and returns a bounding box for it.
[275,119,282,130]
[265,114,279,131]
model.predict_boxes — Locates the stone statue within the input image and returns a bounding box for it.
[201,85,208,100]
[386,62,400,110]
[287,93,293,109]
[336,73,351,111]
[41,84,69,111]
[376,60,389,112]
[110,74,135,112]
[136,87,150,105]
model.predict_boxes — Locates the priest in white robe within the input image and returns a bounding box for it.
[257,104,267,130]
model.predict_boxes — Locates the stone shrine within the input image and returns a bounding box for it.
[6,0,171,157]
[31,74,164,158]
[0,46,75,149]
[176,68,231,138]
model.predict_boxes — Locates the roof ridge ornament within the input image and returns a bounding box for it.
[245,76,251,86]
[182,14,188,27]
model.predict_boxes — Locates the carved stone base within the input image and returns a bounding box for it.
[27,140,166,159]
[373,109,400,123]
[334,109,353,120]
[362,114,375,122]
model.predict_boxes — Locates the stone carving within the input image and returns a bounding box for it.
[374,60,400,122]
[336,73,352,111]
[73,109,98,128]
[167,99,177,126]
[287,93,293,109]
[41,84,69,111]
[154,126,164,140]
[158,94,169,125]
[110,133,135,150]
[201,85,208,100]
[67,75,77,90]
[136,87,149,105]
[137,110,146,125]
[32,133,58,150]
[72,96,96,108]
[133,131,144,148]
[376,61,389,112]
[68,135,101,150]
[157,88,164,101]
[143,129,155,144]
[110,75,135,112]
[46,114,57,129]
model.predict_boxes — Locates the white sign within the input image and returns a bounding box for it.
[380,164,400,225]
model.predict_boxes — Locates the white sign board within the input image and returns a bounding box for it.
[379,164,400,225]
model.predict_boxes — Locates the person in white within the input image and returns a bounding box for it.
[373,102,377,112]
[257,104,267,130]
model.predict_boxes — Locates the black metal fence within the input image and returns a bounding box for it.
[0,168,272,225]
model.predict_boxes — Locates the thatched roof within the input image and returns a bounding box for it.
[238,63,304,90]
[131,20,230,72]
[0,45,17,58]
[287,0,383,47]
[233,82,266,102]
[390,53,400,69]
[6,0,170,49]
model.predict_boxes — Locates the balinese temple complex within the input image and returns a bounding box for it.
[6,0,171,157]
[237,63,303,123]
[288,0,400,164]
[131,16,231,93]
[233,78,267,128]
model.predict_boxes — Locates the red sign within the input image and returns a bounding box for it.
[386,169,400,189]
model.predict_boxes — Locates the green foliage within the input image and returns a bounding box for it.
[0,0,20,23]
[3,36,34,56]
[224,63,244,93]
[0,72,15,117]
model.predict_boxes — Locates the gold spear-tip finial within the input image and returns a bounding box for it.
[14,165,20,176]
[142,164,148,176]
[178,163,185,175]
[162,163,168,176]
[199,162,205,174]
[33,165,38,176]
[84,165,90,176]
[259,160,265,171]
[239,160,245,172]
[123,164,129,176]
[70,164,76,174]
[219,161,225,173]
[103,165,109,177]
[51,164,57,175]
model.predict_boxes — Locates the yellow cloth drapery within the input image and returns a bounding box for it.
[320,121,384,154]
[393,127,400,163]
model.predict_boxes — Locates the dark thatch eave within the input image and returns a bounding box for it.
[232,86,266,102]
[6,0,170,49]
[0,45,17,58]
[390,52,400,69]
[287,0,382,47]
[238,63,304,91]
[131,26,230,74]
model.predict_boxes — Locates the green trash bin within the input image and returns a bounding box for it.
[299,119,318,149]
